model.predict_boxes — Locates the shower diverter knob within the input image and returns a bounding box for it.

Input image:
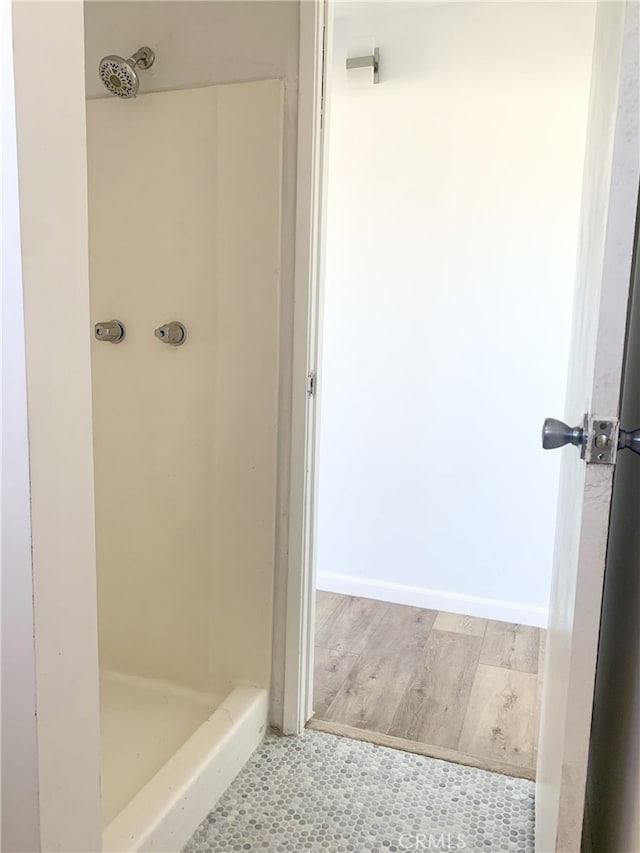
[95,320,126,343]
[154,321,186,346]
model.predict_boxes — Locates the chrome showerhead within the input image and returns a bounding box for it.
[98,47,155,99]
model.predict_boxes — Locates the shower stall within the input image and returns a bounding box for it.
[86,37,284,851]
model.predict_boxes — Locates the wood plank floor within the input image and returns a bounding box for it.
[311,591,545,779]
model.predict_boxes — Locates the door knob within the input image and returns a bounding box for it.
[542,418,585,450]
[542,417,640,457]
[618,427,640,455]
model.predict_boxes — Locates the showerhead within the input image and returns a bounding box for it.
[98,47,155,99]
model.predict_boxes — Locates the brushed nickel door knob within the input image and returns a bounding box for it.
[542,418,585,450]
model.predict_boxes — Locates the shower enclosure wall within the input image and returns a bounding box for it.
[87,77,283,849]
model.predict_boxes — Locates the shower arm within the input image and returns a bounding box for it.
[128,47,155,70]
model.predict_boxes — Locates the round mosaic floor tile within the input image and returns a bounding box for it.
[183,730,535,853]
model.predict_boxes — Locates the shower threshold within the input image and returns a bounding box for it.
[100,673,267,852]
[100,672,222,825]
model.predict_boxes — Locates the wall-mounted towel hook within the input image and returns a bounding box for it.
[346,48,379,84]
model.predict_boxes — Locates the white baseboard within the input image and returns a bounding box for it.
[316,571,548,628]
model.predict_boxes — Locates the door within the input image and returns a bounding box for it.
[536,3,639,852]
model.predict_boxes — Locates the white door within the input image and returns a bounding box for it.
[535,2,639,852]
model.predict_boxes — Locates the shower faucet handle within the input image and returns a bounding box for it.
[95,320,126,343]
[154,321,186,346]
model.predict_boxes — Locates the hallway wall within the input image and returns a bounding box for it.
[316,1,596,626]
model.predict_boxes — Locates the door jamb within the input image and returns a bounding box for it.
[281,0,329,735]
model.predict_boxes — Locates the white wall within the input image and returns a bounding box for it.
[316,1,596,626]
[11,2,103,849]
[1,0,41,847]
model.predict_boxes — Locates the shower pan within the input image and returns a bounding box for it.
[87,66,283,851]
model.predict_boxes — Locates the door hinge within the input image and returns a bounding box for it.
[307,370,316,397]
[320,24,326,129]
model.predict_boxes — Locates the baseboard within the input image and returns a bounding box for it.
[307,718,536,781]
[316,571,548,628]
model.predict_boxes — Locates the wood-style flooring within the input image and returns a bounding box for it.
[310,592,545,779]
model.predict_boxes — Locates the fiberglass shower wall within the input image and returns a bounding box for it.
[87,81,283,826]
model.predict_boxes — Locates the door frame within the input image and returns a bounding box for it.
[280,0,330,735]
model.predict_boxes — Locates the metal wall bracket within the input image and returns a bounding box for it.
[346,48,379,84]
[584,417,619,465]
